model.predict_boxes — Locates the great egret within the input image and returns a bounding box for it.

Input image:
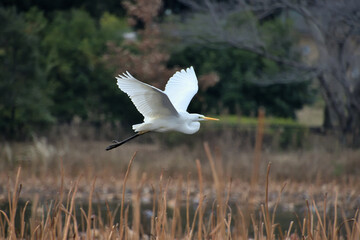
[106,66,219,151]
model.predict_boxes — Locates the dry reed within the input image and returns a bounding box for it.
[0,147,359,239]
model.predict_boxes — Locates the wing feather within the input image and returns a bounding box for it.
[164,66,198,112]
[116,72,178,121]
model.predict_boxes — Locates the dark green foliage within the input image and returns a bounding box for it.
[43,9,102,122]
[0,0,125,18]
[0,7,135,139]
[0,4,315,140]
[169,46,314,118]
[168,16,314,118]
[41,9,132,124]
[0,8,53,139]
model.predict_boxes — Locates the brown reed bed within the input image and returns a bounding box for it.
[0,142,359,239]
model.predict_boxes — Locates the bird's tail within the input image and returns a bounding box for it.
[132,123,151,132]
[106,131,148,151]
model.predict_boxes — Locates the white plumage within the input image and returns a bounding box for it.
[164,66,198,112]
[106,66,218,150]
[116,71,178,121]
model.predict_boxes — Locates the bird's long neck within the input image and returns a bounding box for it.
[179,113,201,134]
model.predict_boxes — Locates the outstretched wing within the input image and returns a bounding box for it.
[116,72,179,121]
[164,66,199,112]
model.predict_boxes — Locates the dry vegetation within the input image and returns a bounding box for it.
[0,115,359,239]
[0,138,359,239]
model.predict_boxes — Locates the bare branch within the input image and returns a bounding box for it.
[173,0,360,140]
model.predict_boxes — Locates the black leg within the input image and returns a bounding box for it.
[106,131,149,151]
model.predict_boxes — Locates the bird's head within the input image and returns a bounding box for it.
[190,114,219,122]
[180,113,219,134]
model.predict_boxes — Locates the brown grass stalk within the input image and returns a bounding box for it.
[333,189,338,240]
[286,220,294,238]
[340,208,352,239]
[0,211,5,238]
[0,210,11,238]
[305,200,314,240]
[132,172,147,240]
[312,199,327,240]
[1,144,360,239]
[186,173,191,235]
[203,142,226,237]
[72,205,80,238]
[7,167,22,239]
[189,196,201,239]
[150,184,156,237]
[119,151,137,240]
[86,177,97,239]
[20,200,29,239]
[195,159,204,240]
[236,206,249,239]
[62,177,80,240]
[263,162,273,240]
[171,176,182,239]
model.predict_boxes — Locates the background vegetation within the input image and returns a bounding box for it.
[0,1,359,239]
[0,0,318,141]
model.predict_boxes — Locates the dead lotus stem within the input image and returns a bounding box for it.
[196,159,204,240]
[312,199,327,240]
[110,205,120,230]
[203,142,225,236]
[353,209,360,239]
[275,223,284,240]
[150,184,156,237]
[72,206,80,238]
[225,178,232,208]
[31,224,41,239]
[161,179,170,239]
[133,172,146,240]
[80,208,88,231]
[43,202,53,239]
[302,217,306,238]
[236,205,248,239]
[286,221,294,239]
[86,177,97,239]
[0,212,5,238]
[333,189,338,238]
[324,193,327,237]
[155,169,164,237]
[264,162,272,240]
[225,212,232,239]
[124,205,129,240]
[189,196,202,239]
[62,177,80,240]
[119,151,137,240]
[8,167,22,239]
[186,173,191,235]
[0,210,11,233]
[305,200,314,240]
[171,176,183,239]
[20,200,29,239]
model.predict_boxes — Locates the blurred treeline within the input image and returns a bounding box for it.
[0,0,315,140]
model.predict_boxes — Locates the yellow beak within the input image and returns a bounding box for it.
[203,116,219,121]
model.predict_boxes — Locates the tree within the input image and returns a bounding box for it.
[0,0,126,18]
[168,44,314,118]
[103,0,178,89]
[175,0,360,145]
[0,7,53,139]
[166,6,314,118]
[43,9,131,124]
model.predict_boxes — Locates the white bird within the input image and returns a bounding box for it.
[106,66,219,150]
